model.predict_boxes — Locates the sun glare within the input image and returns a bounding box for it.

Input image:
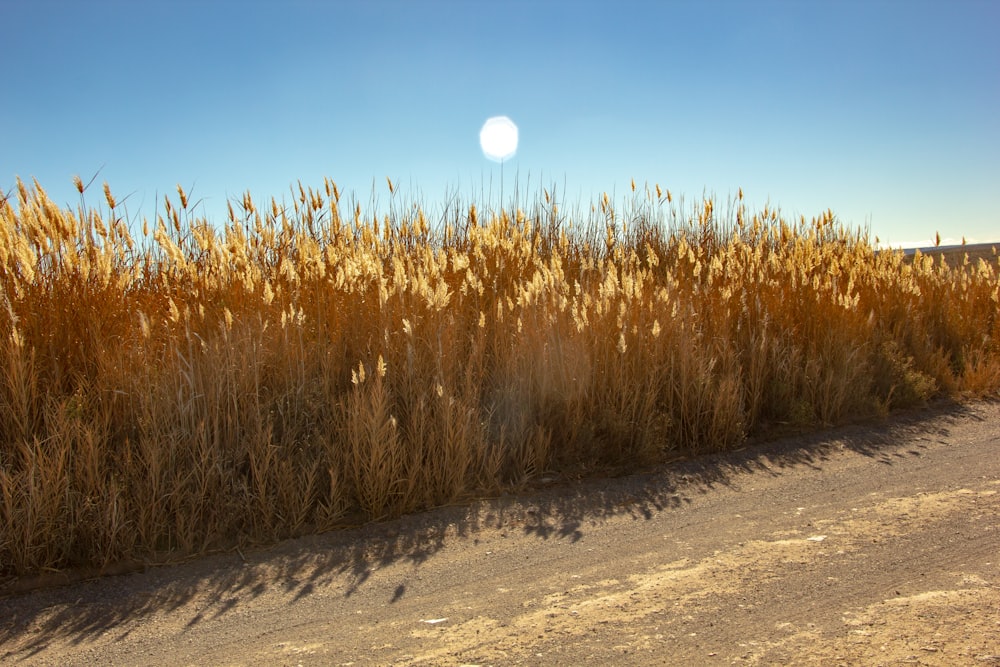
[479,116,518,162]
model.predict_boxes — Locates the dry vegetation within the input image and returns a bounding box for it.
[1,176,998,578]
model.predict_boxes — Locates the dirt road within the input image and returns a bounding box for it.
[2,400,999,666]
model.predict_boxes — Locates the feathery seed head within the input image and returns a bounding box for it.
[138,311,151,339]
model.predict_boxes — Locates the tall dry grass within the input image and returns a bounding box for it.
[1,176,998,577]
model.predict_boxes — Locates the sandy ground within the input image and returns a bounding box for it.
[2,399,999,666]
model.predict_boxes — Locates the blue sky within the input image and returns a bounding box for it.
[3,0,998,247]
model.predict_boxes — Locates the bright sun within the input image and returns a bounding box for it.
[479,116,518,162]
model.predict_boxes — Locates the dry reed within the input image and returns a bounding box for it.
[1,176,997,577]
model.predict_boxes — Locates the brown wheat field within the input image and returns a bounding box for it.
[1,176,998,580]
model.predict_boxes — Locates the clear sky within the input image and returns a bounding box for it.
[3,0,998,247]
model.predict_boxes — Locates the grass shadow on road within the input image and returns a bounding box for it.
[0,398,989,659]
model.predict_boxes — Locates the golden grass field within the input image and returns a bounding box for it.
[1,177,998,578]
